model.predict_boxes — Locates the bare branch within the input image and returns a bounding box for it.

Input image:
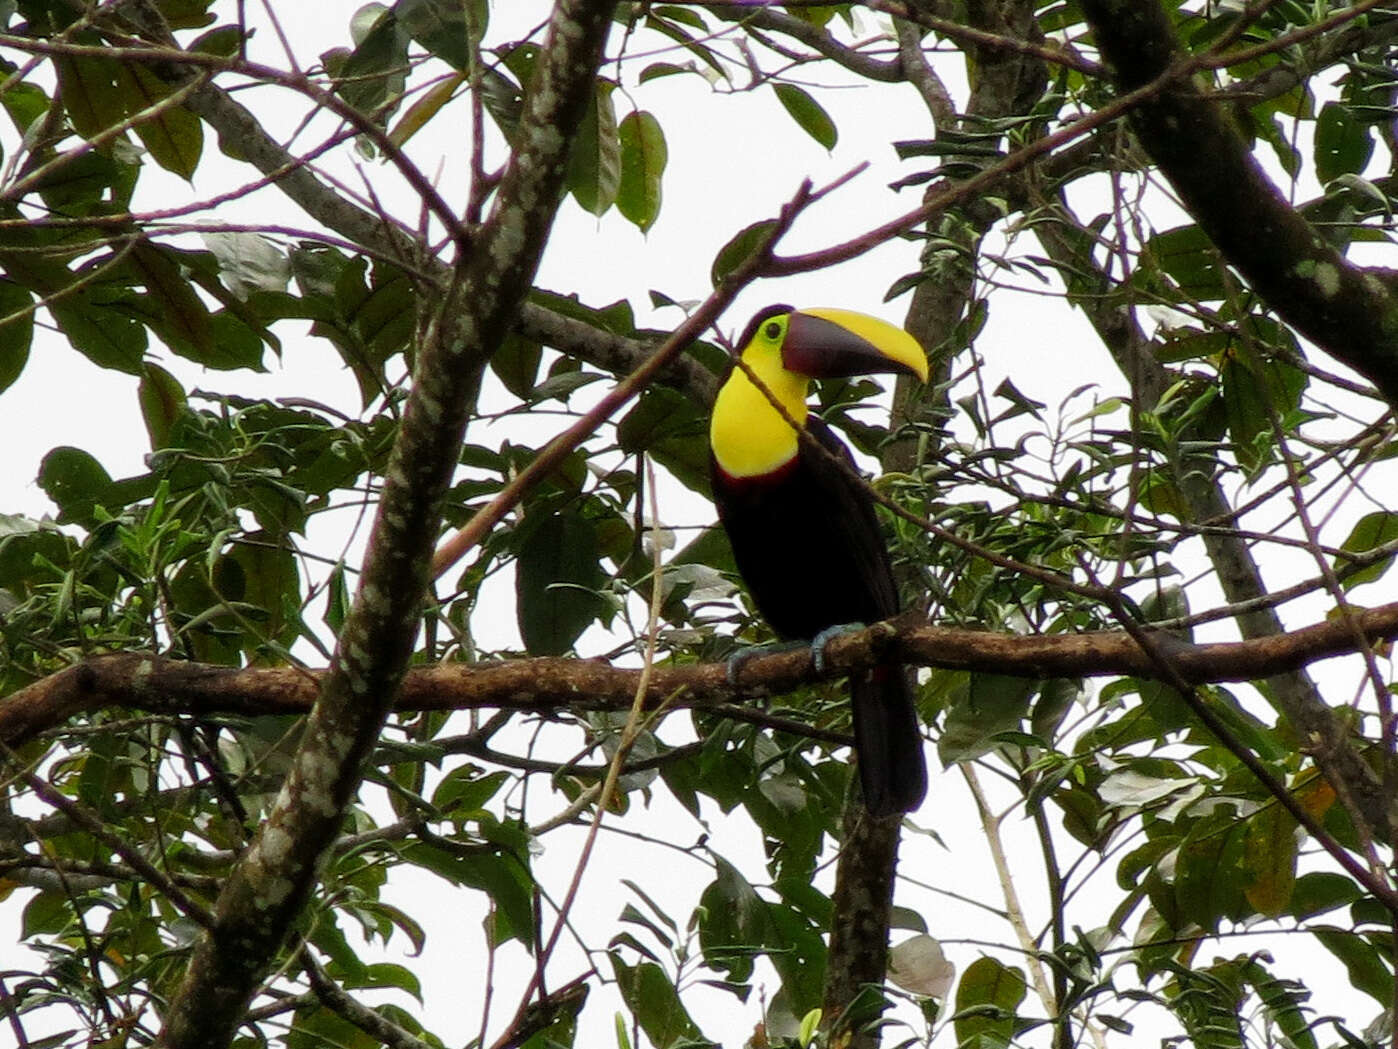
[11,605,1398,749]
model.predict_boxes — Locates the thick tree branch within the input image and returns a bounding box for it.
[9,604,1398,748]
[1079,0,1398,406]
[175,44,698,405]
[155,4,619,1046]
[1029,203,1392,841]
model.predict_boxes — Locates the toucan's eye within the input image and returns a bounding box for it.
[763,320,783,341]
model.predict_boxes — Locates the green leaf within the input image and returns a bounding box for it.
[478,59,527,141]
[129,241,213,359]
[351,263,416,361]
[515,509,609,655]
[0,277,33,393]
[1316,926,1393,1004]
[38,446,113,526]
[138,363,186,451]
[1173,811,1249,931]
[325,560,350,635]
[937,673,1036,763]
[609,955,704,1048]
[953,956,1026,1047]
[388,70,465,149]
[221,531,300,647]
[616,109,667,232]
[21,891,71,937]
[1315,101,1374,184]
[1337,511,1398,590]
[0,513,72,589]
[1143,224,1224,301]
[1220,348,1302,474]
[710,219,778,286]
[1243,958,1318,1049]
[639,61,689,83]
[772,83,837,150]
[332,4,409,122]
[642,10,726,79]
[54,55,126,139]
[114,62,203,180]
[567,80,621,215]
[1288,871,1361,920]
[401,841,534,948]
[47,289,147,374]
[490,332,543,399]
[1241,803,1298,917]
[431,767,509,815]
[396,0,487,71]
[201,310,267,371]
[617,388,708,493]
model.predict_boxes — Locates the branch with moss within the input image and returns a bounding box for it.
[153,3,622,1046]
[9,603,1398,748]
[1079,0,1398,405]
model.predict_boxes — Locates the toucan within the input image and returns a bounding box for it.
[709,304,930,815]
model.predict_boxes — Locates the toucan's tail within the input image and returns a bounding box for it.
[850,665,928,815]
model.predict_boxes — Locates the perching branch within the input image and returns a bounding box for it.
[154,3,620,1046]
[10,603,1398,749]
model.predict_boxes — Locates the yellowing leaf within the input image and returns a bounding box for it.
[1242,804,1298,918]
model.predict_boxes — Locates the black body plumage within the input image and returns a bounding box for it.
[712,418,928,815]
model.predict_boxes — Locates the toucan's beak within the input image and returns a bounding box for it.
[780,308,929,383]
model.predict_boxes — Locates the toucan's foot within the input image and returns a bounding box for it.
[726,639,806,684]
[811,622,867,675]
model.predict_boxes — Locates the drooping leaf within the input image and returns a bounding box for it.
[331,4,409,123]
[47,285,148,374]
[1315,927,1394,1004]
[616,109,667,232]
[388,70,465,149]
[138,363,186,451]
[1173,810,1250,931]
[937,673,1037,763]
[1142,224,1225,301]
[0,277,34,393]
[38,446,114,526]
[610,956,704,1049]
[113,62,203,179]
[489,332,543,399]
[129,240,213,359]
[567,80,621,215]
[1315,101,1374,184]
[54,54,126,139]
[1242,803,1298,917]
[515,508,609,655]
[953,956,1026,1046]
[397,0,487,70]
[772,83,837,150]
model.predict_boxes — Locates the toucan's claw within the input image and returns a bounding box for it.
[811,622,866,675]
[726,639,807,685]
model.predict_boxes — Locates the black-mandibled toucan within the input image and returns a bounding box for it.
[709,304,930,815]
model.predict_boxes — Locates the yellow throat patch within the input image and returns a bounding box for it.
[710,315,811,478]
